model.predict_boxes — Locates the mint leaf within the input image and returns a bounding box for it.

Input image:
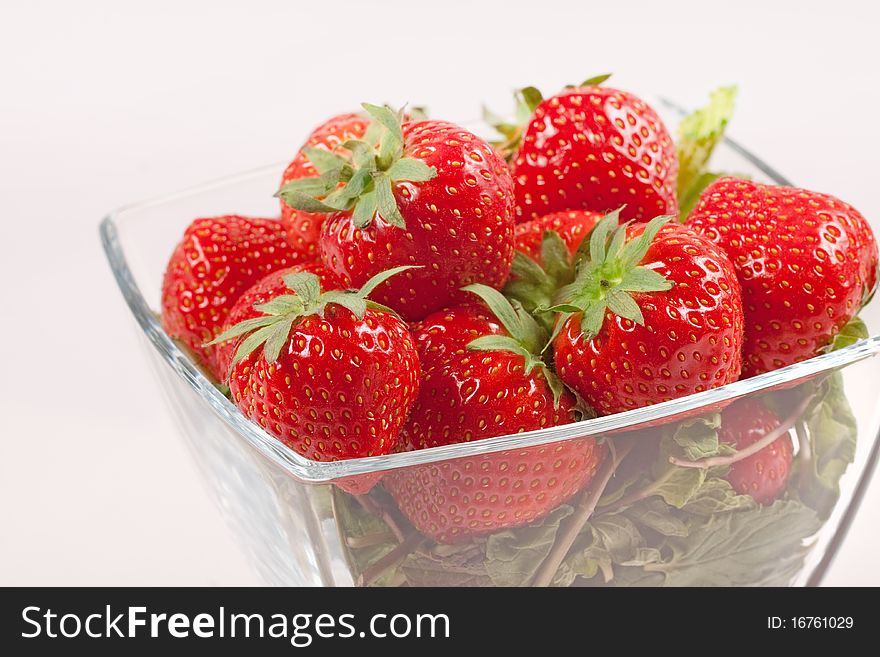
[645,500,821,586]
[798,371,858,519]
[680,477,757,516]
[624,498,689,537]
[484,505,573,586]
[672,413,722,461]
[402,542,494,587]
[332,490,402,587]
[676,86,736,201]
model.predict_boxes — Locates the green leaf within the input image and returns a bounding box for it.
[229,322,280,370]
[579,73,612,87]
[484,505,573,586]
[303,146,351,175]
[282,271,321,305]
[588,212,619,265]
[322,167,372,210]
[519,86,544,114]
[679,171,722,220]
[624,498,689,537]
[461,283,524,341]
[677,86,737,201]
[591,514,645,563]
[276,172,338,197]
[375,175,406,228]
[645,500,821,586]
[340,139,378,170]
[671,413,722,461]
[275,188,338,213]
[798,371,858,519]
[401,542,494,587]
[680,477,756,517]
[387,157,437,183]
[321,291,368,319]
[579,301,607,339]
[361,103,403,143]
[605,289,644,325]
[357,265,418,298]
[352,191,378,229]
[206,314,280,346]
[252,294,304,316]
[618,266,674,293]
[263,316,293,363]
[619,215,675,269]
[540,230,574,282]
[828,315,868,351]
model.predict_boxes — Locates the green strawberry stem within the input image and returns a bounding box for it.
[503,229,578,331]
[543,209,675,343]
[462,283,568,407]
[531,438,634,587]
[668,393,815,470]
[275,103,437,229]
[207,265,418,374]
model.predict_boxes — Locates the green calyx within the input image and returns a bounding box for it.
[485,74,612,161]
[462,283,567,407]
[543,210,675,342]
[207,265,416,373]
[275,103,437,229]
[503,229,577,332]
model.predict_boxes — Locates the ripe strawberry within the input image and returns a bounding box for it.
[513,209,603,263]
[509,82,678,224]
[210,267,420,470]
[385,284,606,543]
[161,215,297,379]
[279,113,371,262]
[551,211,744,416]
[720,398,793,504]
[278,104,516,321]
[686,177,878,376]
[215,261,341,378]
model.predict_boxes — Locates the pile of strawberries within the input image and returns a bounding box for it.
[161,79,878,543]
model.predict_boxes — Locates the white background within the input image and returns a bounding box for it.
[1,0,878,585]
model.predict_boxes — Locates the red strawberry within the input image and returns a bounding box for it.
[215,261,341,378]
[211,267,420,470]
[686,177,878,376]
[161,215,297,379]
[278,104,516,321]
[279,113,372,262]
[720,399,793,504]
[513,209,603,263]
[551,211,744,416]
[511,84,678,224]
[385,284,606,543]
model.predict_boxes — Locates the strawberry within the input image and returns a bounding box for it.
[279,112,372,262]
[513,209,603,263]
[720,398,793,504]
[550,211,744,416]
[385,284,606,543]
[278,104,516,321]
[209,267,420,492]
[507,80,678,224]
[160,215,297,379]
[686,177,878,376]
[215,261,341,378]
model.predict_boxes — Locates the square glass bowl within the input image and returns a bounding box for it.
[101,103,880,586]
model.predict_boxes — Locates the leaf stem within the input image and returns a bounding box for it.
[668,394,814,470]
[531,439,634,587]
[356,494,407,543]
[355,532,424,587]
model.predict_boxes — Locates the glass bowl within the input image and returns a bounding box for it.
[100,102,880,586]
